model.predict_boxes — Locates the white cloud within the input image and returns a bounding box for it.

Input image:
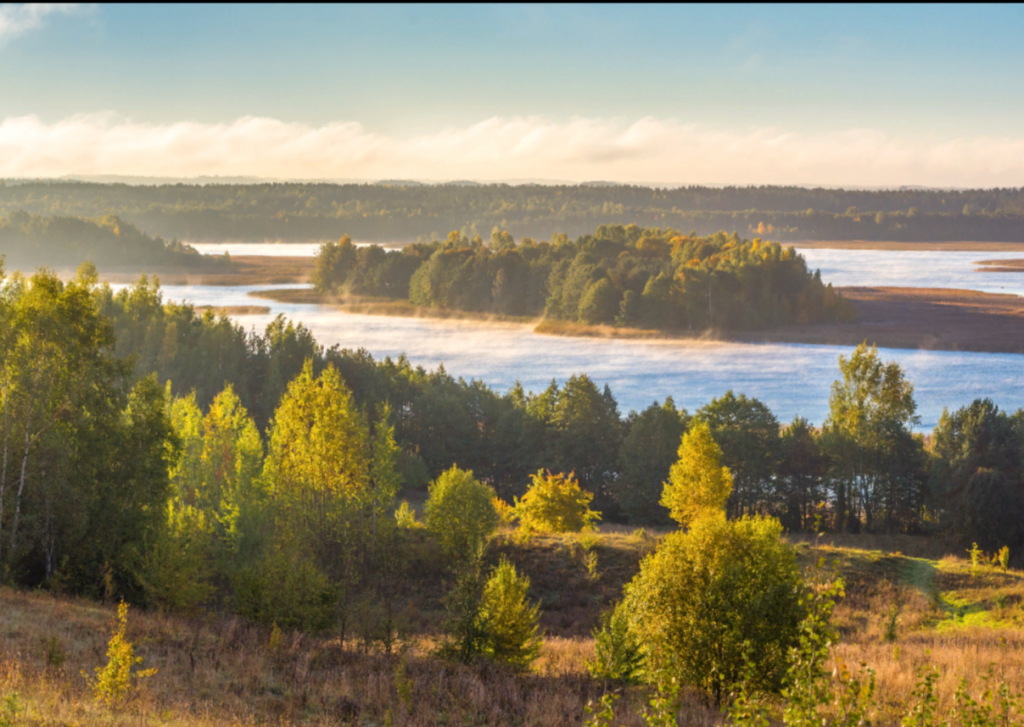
[2,112,1024,187]
[0,3,83,44]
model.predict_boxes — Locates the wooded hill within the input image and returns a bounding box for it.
[3,180,1024,242]
[0,209,212,270]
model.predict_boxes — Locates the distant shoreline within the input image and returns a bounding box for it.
[793,240,1024,252]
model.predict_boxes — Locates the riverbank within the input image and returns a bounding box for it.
[62,255,315,286]
[249,285,1024,355]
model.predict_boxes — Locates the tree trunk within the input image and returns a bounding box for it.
[10,416,31,559]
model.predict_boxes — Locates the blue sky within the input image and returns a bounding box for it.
[2,4,1024,185]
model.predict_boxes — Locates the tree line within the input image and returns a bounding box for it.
[0,209,212,270]
[3,180,1024,242]
[2,258,1021,607]
[313,225,856,330]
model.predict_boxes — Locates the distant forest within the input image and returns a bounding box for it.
[313,225,855,330]
[0,209,210,269]
[3,180,1024,242]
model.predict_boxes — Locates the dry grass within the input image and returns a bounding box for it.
[76,256,315,287]
[3,533,1024,725]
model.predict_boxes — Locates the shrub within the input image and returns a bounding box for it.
[588,600,642,683]
[477,557,543,669]
[623,515,804,705]
[138,503,214,614]
[89,601,157,708]
[232,547,338,633]
[660,420,733,527]
[514,470,600,534]
[424,466,499,561]
[997,545,1010,571]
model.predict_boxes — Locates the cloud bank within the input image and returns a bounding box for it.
[3,113,1024,187]
[0,3,82,44]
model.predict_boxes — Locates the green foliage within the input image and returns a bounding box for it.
[623,515,804,705]
[436,560,487,664]
[0,693,24,727]
[616,398,688,525]
[514,470,600,534]
[930,399,1024,551]
[824,342,926,534]
[89,601,157,708]
[0,210,208,270]
[695,391,781,517]
[424,466,499,561]
[232,547,338,633]
[477,557,543,669]
[660,421,733,527]
[138,502,214,614]
[588,601,643,683]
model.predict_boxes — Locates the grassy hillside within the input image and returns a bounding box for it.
[1,531,1023,725]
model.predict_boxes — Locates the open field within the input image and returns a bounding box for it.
[2,531,1024,726]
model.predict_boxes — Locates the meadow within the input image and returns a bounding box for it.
[2,529,1023,726]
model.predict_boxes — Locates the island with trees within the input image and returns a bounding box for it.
[309,224,856,332]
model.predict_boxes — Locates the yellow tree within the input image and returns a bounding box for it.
[660,421,733,527]
[264,361,371,564]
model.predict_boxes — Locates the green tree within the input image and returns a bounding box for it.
[424,466,499,562]
[660,421,733,527]
[824,343,924,533]
[616,398,689,525]
[622,515,804,705]
[695,391,781,516]
[930,399,1024,551]
[478,557,543,669]
[578,278,619,325]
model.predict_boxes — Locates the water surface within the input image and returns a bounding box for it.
[125,281,1024,430]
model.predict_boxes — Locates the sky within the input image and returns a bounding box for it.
[2,3,1024,186]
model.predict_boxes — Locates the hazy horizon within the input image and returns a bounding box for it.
[3,5,1024,186]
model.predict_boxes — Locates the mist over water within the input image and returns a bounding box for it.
[117,246,1024,429]
[112,279,1024,430]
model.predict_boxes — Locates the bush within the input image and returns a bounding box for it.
[588,600,642,683]
[424,466,499,561]
[138,503,214,614]
[90,601,157,708]
[477,557,543,669]
[622,515,804,705]
[514,470,600,534]
[232,547,338,633]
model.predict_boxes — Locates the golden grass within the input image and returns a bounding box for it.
[3,533,1024,725]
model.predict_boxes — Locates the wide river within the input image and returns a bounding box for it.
[148,245,1024,429]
